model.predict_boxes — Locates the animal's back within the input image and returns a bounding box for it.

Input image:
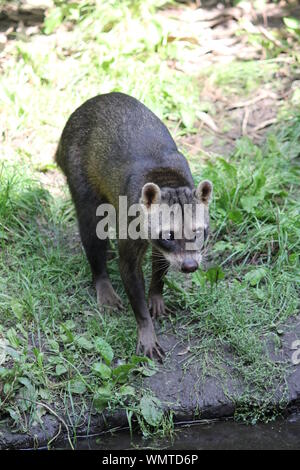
[57,93,175,164]
[56,92,193,205]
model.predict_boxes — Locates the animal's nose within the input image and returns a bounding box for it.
[181,259,198,273]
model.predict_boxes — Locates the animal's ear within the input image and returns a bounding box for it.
[196,180,213,205]
[140,183,161,209]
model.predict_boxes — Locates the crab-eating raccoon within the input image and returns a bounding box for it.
[55,92,213,360]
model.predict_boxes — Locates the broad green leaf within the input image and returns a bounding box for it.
[288,253,299,265]
[140,395,163,427]
[228,209,243,224]
[10,299,23,321]
[75,336,94,351]
[19,382,37,410]
[253,171,266,194]
[255,288,266,300]
[140,366,158,377]
[218,158,237,180]
[18,377,32,389]
[69,379,86,395]
[44,7,64,35]
[55,364,67,376]
[119,385,135,396]
[33,348,44,367]
[192,269,206,288]
[47,339,60,353]
[245,268,267,286]
[60,323,74,343]
[94,338,114,364]
[39,389,51,400]
[6,328,20,349]
[93,386,112,411]
[241,195,261,213]
[112,364,135,383]
[283,17,300,31]
[64,320,76,330]
[205,266,225,286]
[7,407,19,423]
[0,367,8,377]
[130,355,150,365]
[92,362,111,380]
[5,345,20,360]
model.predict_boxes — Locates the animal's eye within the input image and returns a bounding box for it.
[159,231,174,241]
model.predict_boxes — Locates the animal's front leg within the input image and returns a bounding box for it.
[149,248,169,319]
[119,240,165,361]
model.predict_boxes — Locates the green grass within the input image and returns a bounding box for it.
[0,0,300,442]
[208,60,281,96]
[164,119,300,422]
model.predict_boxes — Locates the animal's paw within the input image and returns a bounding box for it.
[96,279,123,311]
[148,294,166,319]
[136,325,165,362]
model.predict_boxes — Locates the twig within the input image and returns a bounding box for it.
[227,91,276,110]
[38,402,74,450]
[253,118,276,132]
[188,6,242,24]
[257,26,283,49]
[197,111,219,132]
[242,107,250,135]
[182,141,212,158]
[47,423,62,448]
[173,119,182,137]
[16,398,74,450]
[260,57,294,64]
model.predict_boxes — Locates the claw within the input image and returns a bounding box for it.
[154,343,165,362]
[136,326,165,362]
[96,279,123,311]
[148,294,166,319]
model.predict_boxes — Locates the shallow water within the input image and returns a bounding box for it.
[60,414,300,450]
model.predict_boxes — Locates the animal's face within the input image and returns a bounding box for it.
[140,180,213,273]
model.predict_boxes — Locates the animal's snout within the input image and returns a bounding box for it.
[181,259,198,273]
